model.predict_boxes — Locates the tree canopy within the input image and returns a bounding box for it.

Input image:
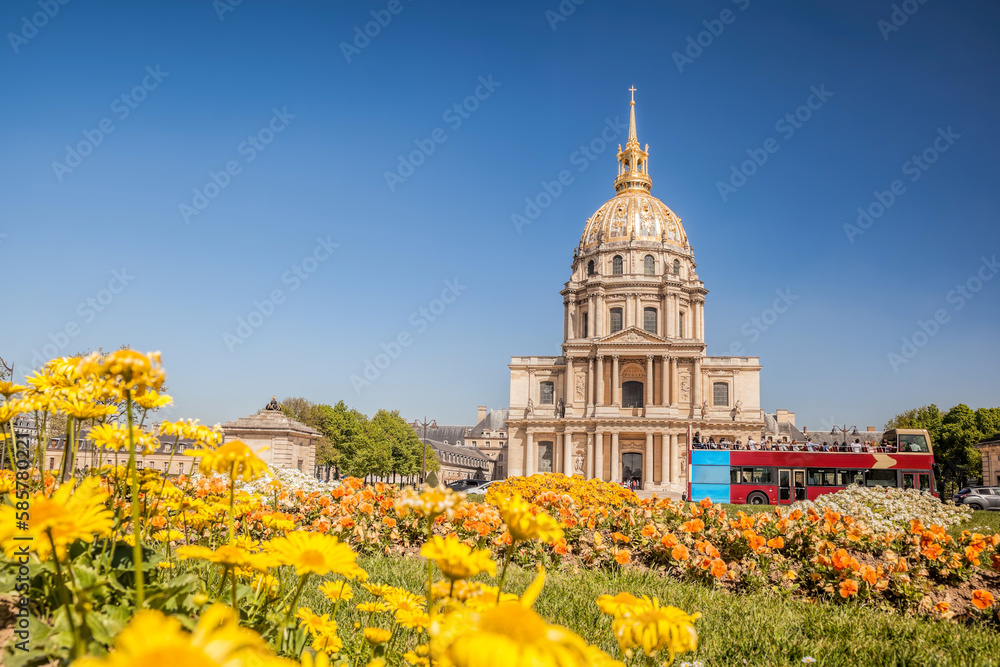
[885,403,997,481]
[280,397,438,480]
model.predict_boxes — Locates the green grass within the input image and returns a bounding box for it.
[307,555,1000,667]
[949,510,1000,540]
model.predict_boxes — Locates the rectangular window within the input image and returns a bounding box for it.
[751,467,772,484]
[898,434,929,452]
[731,467,740,484]
[582,312,588,338]
[610,308,623,333]
[823,470,837,486]
[537,441,554,473]
[643,307,657,334]
[712,382,729,407]
[865,469,897,488]
[539,381,554,405]
[678,312,685,337]
[807,468,823,486]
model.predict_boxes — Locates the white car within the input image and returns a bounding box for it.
[466,480,497,495]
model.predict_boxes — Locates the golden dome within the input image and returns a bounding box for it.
[579,89,687,250]
[580,191,687,249]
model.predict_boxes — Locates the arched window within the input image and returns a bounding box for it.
[713,382,730,407]
[678,312,685,338]
[610,307,623,333]
[587,260,596,275]
[644,255,655,275]
[622,381,644,408]
[643,307,657,334]
[539,381,554,405]
[672,259,680,275]
[612,255,623,275]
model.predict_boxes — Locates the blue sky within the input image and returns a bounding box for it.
[3,0,998,432]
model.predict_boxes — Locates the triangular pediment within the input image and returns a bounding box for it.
[598,326,668,344]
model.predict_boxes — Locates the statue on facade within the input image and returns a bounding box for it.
[733,399,743,422]
[526,398,534,417]
[700,399,708,419]
[556,397,565,418]
[574,452,585,474]
[265,396,281,411]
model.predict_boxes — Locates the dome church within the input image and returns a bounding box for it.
[506,90,764,494]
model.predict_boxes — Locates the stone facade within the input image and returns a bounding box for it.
[507,93,764,494]
[411,406,507,483]
[221,402,321,474]
[977,435,1000,487]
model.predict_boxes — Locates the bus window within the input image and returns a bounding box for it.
[751,467,772,484]
[730,467,740,484]
[866,469,897,488]
[823,470,837,486]
[903,473,914,489]
[918,473,931,492]
[742,469,753,484]
[898,434,929,452]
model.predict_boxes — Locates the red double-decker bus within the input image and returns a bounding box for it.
[687,428,936,505]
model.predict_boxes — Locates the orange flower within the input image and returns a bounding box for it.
[858,565,877,586]
[743,530,765,552]
[382,517,397,529]
[671,545,690,561]
[766,536,784,550]
[659,533,678,549]
[680,519,705,533]
[614,549,631,565]
[831,549,852,571]
[611,532,630,544]
[921,544,943,561]
[553,538,568,555]
[839,579,859,598]
[640,524,656,538]
[699,497,713,508]
[971,590,994,610]
[934,601,950,614]
[709,558,726,578]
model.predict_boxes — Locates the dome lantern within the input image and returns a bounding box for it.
[614,87,652,195]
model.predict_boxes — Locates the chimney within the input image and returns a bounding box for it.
[775,409,796,427]
[803,426,808,434]
[477,405,487,423]
[867,427,875,432]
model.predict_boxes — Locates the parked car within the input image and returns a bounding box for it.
[466,480,497,495]
[446,479,485,492]
[952,487,1000,511]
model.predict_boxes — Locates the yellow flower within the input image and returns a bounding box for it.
[76,349,166,398]
[364,627,392,645]
[0,381,26,398]
[88,423,160,454]
[160,419,223,447]
[187,440,269,482]
[267,532,367,579]
[421,534,497,581]
[318,580,353,602]
[395,484,464,520]
[133,390,174,410]
[72,604,271,667]
[430,603,623,667]
[497,494,564,545]
[175,544,256,569]
[356,602,391,613]
[606,597,699,661]
[0,477,112,561]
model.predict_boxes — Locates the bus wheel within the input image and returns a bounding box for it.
[748,492,769,506]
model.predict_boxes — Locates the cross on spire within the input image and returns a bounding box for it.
[629,85,637,103]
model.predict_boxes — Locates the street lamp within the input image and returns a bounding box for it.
[411,417,437,484]
[831,425,859,449]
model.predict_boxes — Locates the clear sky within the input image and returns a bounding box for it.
[3,0,999,432]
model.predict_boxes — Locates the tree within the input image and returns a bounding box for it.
[884,404,943,440]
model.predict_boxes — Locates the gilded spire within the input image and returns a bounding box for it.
[615,87,651,194]
[628,86,638,144]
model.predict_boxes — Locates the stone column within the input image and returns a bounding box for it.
[587,295,595,337]
[660,355,670,407]
[611,354,619,406]
[699,301,706,341]
[670,356,679,407]
[565,356,574,410]
[644,432,654,490]
[594,431,604,480]
[528,369,535,408]
[693,357,702,416]
[526,432,535,476]
[564,300,571,341]
[586,433,594,479]
[660,432,670,485]
[610,432,620,482]
[670,433,679,483]
[645,355,653,407]
[596,355,604,407]
[587,356,595,412]
[563,433,573,476]
[595,293,604,337]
